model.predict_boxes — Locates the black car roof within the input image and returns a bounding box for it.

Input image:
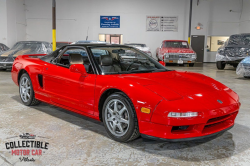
[64,43,131,48]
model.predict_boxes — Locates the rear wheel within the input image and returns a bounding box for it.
[102,92,140,142]
[216,61,226,70]
[19,73,40,106]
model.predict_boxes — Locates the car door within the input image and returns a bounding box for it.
[42,46,96,114]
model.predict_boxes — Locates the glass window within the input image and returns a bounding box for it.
[164,41,189,48]
[90,46,167,74]
[207,36,229,52]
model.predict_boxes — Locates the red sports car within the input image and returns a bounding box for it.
[11,44,240,142]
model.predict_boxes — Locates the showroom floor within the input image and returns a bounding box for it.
[0,63,250,166]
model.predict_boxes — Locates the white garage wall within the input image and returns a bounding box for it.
[239,0,250,33]
[0,0,7,45]
[0,0,27,48]
[25,0,190,58]
[191,0,242,62]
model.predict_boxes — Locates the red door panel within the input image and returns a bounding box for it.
[42,64,96,114]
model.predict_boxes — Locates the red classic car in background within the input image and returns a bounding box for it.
[156,40,197,67]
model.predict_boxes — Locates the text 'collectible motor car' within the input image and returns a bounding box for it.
[156,40,197,67]
[0,41,52,70]
[11,43,240,142]
[216,33,250,70]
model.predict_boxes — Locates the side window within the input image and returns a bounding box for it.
[56,48,94,74]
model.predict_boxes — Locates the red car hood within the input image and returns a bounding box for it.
[161,48,195,53]
[120,71,238,109]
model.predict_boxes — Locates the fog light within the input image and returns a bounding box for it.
[168,112,198,117]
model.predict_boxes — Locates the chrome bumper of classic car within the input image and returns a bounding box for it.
[0,62,13,69]
[162,53,196,64]
[164,58,196,64]
[0,57,14,69]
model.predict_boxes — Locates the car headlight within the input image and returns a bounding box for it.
[168,112,198,118]
[191,53,196,59]
[164,53,169,58]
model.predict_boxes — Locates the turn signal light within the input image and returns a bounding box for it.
[141,107,151,114]
[168,112,198,118]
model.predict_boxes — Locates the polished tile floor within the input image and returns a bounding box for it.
[0,63,250,166]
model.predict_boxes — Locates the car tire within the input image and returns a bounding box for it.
[216,61,226,70]
[19,73,40,106]
[102,92,140,142]
[189,63,194,67]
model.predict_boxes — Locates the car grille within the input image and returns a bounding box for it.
[168,53,192,59]
[202,112,237,134]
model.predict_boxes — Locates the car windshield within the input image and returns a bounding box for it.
[89,46,167,74]
[164,41,189,48]
[126,44,146,47]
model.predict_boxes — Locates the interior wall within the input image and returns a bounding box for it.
[0,0,8,45]
[6,0,26,47]
[239,0,250,33]
[191,0,241,62]
[25,0,190,58]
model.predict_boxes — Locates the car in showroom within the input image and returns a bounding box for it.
[0,41,52,70]
[156,40,197,67]
[11,44,240,142]
[124,43,152,57]
[0,43,9,53]
[216,33,250,70]
[236,56,250,78]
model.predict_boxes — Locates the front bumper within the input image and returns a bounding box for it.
[164,59,196,64]
[141,125,233,142]
[139,103,239,141]
[216,53,247,62]
[0,62,13,69]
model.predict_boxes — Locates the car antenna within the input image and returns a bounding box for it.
[86,27,89,40]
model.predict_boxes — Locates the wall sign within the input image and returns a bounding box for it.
[100,16,120,28]
[146,16,178,32]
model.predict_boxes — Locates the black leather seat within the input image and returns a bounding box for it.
[99,55,121,73]
[69,54,83,65]
[69,53,90,72]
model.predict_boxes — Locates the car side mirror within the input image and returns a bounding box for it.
[69,64,87,76]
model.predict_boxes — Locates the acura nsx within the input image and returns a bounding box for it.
[11,44,240,142]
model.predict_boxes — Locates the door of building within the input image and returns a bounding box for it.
[191,35,205,63]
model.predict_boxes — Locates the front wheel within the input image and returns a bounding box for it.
[102,92,140,142]
[19,73,40,106]
[216,61,226,70]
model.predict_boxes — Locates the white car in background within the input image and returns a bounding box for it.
[125,43,152,57]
